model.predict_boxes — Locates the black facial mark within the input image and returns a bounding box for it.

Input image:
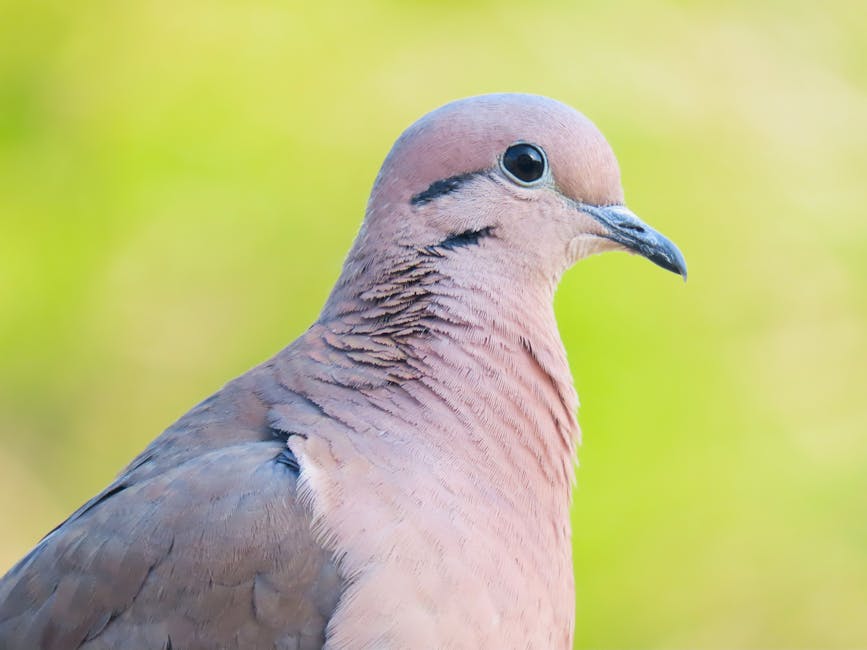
[436,226,495,251]
[410,172,480,206]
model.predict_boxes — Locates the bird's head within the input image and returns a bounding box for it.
[354,93,686,287]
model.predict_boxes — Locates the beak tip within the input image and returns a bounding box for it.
[651,246,687,282]
[674,255,688,283]
[659,239,687,282]
[676,253,688,283]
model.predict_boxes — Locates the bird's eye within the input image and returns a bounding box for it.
[501,143,547,185]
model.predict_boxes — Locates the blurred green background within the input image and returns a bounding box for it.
[2,0,866,647]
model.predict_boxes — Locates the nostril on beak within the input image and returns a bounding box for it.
[620,223,645,233]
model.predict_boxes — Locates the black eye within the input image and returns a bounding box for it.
[501,143,546,185]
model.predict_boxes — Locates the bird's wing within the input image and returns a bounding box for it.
[0,373,342,650]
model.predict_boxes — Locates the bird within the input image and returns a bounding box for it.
[0,93,686,650]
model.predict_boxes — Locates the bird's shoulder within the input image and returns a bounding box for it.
[0,364,342,650]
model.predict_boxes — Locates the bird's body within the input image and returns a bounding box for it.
[0,93,685,649]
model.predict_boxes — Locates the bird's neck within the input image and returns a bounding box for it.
[309,249,580,489]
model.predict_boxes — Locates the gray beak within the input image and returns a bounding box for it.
[580,203,688,280]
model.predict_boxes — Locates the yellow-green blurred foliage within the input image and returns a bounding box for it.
[2,0,866,647]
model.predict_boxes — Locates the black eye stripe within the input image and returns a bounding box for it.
[410,171,480,206]
[501,143,546,185]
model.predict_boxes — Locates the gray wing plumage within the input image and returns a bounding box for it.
[0,370,341,650]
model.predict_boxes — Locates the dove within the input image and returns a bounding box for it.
[0,93,686,649]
